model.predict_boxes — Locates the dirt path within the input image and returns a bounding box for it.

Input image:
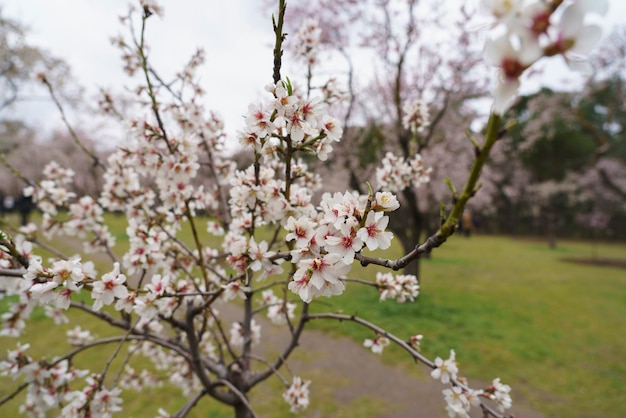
[219,304,544,418]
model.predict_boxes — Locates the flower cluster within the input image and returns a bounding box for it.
[485,377,512,413]
[443,386,483,418]
[260,290,296,325]
[282,376,311,413]
[0,343,97,417]
[402,99,430,134]
[24,257,95,312]
[376,272,420,303]
[238,80,343,161]
[287,190,399,303]
[482,0,608,113]
[229,320,261,351]
[293,18,322,66]
[66,326,95,346]
[376,152,431,193]
[23,161,75,218]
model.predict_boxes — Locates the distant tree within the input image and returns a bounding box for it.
[498,27,626,243]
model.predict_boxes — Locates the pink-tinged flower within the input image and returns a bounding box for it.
[247,238,276,273]
[431,349,459,384]
[357,211,393,251]
[324,221,363,265]
[484,32,543,114]
[285,216,316,248]
[546,2,606,59]
[91,386,123,416]
[91,262,128,311]
[283,376,311,413]
[206,220,225,236]
[115,292,136,313]
[288,268,315,303]
[221,281,250,301]
[51,258,85,286]
[300,255,350,289]
[363,334,390,355]
[246,103,275,139]
[289,254,350,303]
[134,293,159,321]
[409,334,423,351]
[145,274,170,296]
[321,115,342,142]
[0,343,31,377]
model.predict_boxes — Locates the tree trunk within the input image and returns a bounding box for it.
[234,401,252,418]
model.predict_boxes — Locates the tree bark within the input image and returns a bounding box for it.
[234,402,252,418]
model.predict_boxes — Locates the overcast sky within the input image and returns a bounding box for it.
[3,0,626,141]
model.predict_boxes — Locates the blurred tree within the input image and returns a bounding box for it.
[0,7,96,200]
[496,26,626,243]
[0,7,74,118]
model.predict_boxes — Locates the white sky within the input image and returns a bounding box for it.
[3,0,626,141]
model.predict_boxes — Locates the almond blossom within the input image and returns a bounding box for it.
[431,350,459,384]
[91,262,128,311]
[357,211,393,251]
[282,376,311,413]
[363,334,390,355]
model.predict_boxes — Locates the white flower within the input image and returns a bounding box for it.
[480,0,524,22]
[373,191,400,212]
[357,211,393,251]
[145,274,170,296]
[363,334,390,355]
[91,386,123,416]
[285,216,316,248]
[51,258,85,286]
[91,262,128,311]
[484,32,542,114]
[431,349,459,384]
[221,281,250,301]
[547,2,605,59]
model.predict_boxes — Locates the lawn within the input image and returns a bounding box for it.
[1,211,625,417]
[311,234,626,418]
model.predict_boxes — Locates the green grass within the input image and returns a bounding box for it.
[310,235,626,418]
[1,211,626,417]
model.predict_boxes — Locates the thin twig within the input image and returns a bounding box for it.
[173,390,206,418]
